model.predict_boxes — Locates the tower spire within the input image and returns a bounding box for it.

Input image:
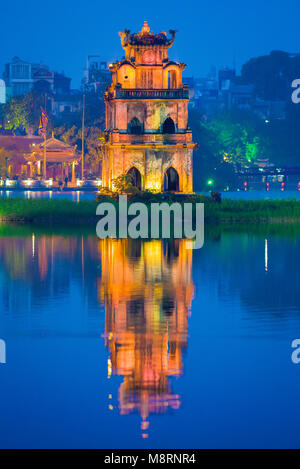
[141,21,150,34]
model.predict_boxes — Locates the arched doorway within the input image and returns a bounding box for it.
[164,167,179,192]
[127,167,142,190]
[129,117,143,134]
[162,117,175,134]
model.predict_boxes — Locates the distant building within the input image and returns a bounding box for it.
[184,67,287,121]
[2,57,82,120]
[0,79,6,103]
[252,99,286,120]
[53,72,71,94]
[218,67,236,90]
[3,57,33,96]
[3,57,52,96]
[227,83,254,110]
[3,57,72,98]
[83,56,110,91]
[32,65,54,94]
[50,92,82,117]
[184,73,223,117]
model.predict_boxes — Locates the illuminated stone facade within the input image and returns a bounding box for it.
[102,22,196,193]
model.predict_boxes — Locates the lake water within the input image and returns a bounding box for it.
[0,226,300,449]
[1,189,300,201]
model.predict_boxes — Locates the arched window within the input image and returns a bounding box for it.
[162,117,175,134]
[168,70,177,89]
[127,167,142,190]
[164,167,179,192]
[129,117,143,135]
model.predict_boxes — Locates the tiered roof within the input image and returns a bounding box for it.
[120,21,176,48]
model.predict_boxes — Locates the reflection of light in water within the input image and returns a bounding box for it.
[99,239,194,437]
[265,238,268,272]
[77,191,80,203]
[81,236,84,284]
[32,233,35,258]
[107,358,112,379]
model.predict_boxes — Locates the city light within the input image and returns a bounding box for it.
[5,179,16,186]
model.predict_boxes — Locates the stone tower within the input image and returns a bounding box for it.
[102,21,196,193]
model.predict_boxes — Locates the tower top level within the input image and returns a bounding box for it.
[119,21,177,64]
[107,22,185,90]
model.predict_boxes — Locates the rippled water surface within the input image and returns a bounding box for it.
[1,189,300,201]
[0,226,300,448]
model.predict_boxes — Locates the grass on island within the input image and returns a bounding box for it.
[0,194,300,225]
[204,198,300,223]
[0,198,98,223]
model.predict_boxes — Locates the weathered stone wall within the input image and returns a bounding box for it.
[103,146,193,193]
[106,100,188,132]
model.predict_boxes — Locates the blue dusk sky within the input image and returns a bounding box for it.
[1,0,299,87]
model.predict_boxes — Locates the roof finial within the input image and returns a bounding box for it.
[141,21,150,34]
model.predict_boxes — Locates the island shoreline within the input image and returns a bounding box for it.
[0,196,300,225]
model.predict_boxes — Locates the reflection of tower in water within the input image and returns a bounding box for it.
[98,239,194,437]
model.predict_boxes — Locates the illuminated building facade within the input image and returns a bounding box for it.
[102,22,196,193]
[98,239,194,437]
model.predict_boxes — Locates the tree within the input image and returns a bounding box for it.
[112,173,140,195]
[237,50,300,101]
[189,108,269,191]
[85,127,105,176]
[53,124,105,177]
[262,102,300,166]
[3,91,46,132]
